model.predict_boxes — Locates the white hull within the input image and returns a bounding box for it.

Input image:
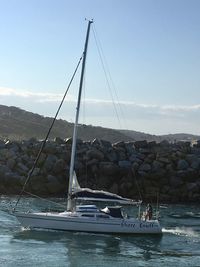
[15,212,162,234]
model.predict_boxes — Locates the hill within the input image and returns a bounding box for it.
[0,105,133,142]
[119,129,200,143]
[0,104,199,143]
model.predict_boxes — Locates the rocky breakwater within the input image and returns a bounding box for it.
[0,138,200,203]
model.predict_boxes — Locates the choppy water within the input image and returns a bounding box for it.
[0,196,200,267]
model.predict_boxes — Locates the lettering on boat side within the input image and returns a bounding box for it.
[121,221,158,228]
[121,221,135,228]
[139,223,155,228]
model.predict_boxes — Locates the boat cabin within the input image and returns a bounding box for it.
[75,205,124,219]
[101,206,124,218]
[75,205,99,212]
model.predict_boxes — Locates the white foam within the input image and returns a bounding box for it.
[162,227,199,237]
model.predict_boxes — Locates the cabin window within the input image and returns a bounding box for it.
[96,214,110,219]
[81,214,95,217]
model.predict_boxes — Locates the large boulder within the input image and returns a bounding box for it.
[0,148,17,160]
[109,183,119,194]
[139,163,151,172]
[125,142,136,155]
[177,159,189,170]
[152,160,163,172]
[46,175,64,194]
[29,175,46,194]
[0,165,11,182]
[43,154,58,172]
[186,182,199,193]
[54,137,65,144]
[43,142,58,154]
[131,162,140,172]
[169,176,184,188]
[157,156,170,164]
[99,162,119,176]
[4,172,23,187]
[106,150,118,162]
[86,148,104,161]
[118,160,131,169]
[134,140,148,149]
[7,158,16,170]
[53,159,66,174]
[190,158,200,170]
[16,162,29,175]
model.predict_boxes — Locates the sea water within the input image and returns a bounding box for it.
[0,196,200,267]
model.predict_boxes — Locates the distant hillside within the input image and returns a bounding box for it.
[0,105,133,142]
[120,129,200,143]
[159,133,200,142]
[0,105,199,143]
[119,129,162,142]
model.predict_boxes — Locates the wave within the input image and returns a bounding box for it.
[162,227,199,237]
[168,212,200,219]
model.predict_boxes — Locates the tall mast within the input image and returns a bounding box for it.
[67,20,93,211]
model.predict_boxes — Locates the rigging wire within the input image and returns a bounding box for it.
[156,190,160,220]
[131,168,143,202]
[24,191,67,209]
[92,25,128,130]
[13,55,83,211]
[92,26,122,129]
[92,25,143,203]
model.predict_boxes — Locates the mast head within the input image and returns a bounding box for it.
[85,18,94,24]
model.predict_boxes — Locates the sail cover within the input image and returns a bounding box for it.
[71,187,141,205]
[71,171,141,205]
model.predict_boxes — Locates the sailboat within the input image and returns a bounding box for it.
[14,20,162,234]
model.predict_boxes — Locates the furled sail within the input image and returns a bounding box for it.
[72,171,81,192]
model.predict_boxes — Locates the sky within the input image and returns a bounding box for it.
[0,0,200,135]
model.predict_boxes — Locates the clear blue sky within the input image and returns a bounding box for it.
[0,0,200,135]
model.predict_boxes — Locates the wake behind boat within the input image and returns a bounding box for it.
[14,20,162,235]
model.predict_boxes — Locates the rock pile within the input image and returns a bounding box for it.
[0,137,200,203]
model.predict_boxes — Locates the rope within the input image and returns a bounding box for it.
[156,190,160,219]
[13,55,83,211]
[131,168,143,202]
[24,191,66,209]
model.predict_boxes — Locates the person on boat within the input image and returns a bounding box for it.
[145,203,153,220]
